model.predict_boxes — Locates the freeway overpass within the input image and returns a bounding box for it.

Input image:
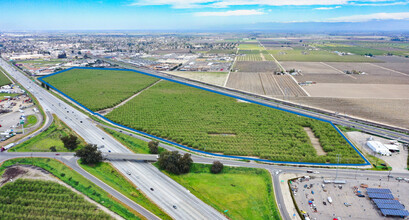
[103,153,158,161]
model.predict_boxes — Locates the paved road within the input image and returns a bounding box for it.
[0,152,160,220]
[0,58,227,220]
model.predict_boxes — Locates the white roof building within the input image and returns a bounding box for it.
[366,141,391,156]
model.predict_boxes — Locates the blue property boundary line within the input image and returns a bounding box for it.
[39,67,370,166]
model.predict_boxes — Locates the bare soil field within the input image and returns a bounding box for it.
[164,71,228,86]
[232,61,279,72]
[373,55,409,63]
[294,73,409,84]
[280,62,340,74]
[303,83,409,99]
[227,72,307,97]
[375,62,409,75]
[303,127,326,156]
[324,62,403,76]
[226,72,265,94]
[294,74,356,83]
[288,96,409,129]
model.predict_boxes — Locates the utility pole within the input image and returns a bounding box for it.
[335,154,341,180]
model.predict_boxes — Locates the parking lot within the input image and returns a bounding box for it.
[291,175,409,220]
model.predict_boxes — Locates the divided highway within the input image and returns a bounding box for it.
[0,58,227,220]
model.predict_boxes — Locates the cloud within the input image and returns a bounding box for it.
[129,0,404,8]
[314,6,341,10]
[194,9,265,16]
[329,12,409,22]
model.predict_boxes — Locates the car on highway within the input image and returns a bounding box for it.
[396,177,403,181]
[150,188,154,191]
[172,205,177,209]
[125,170,131,175]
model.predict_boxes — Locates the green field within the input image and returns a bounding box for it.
[105,80,363,164]
[0,158,140,219]
[238,44,263,50]
[44,69,159,111]
[10,115,85,152]
[0,69,11,86]
[23,115,38,128]
[159,163,281,220]
[268,49,379,62]
[80,162,171,220]
[102,127,165,154]
[45,69,364,163]
[0,179,112,219]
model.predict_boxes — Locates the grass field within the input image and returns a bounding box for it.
[105,80,363,164]
[268,49,379,62]
[0,158,140,219]
[23,115,38,128]
[43,68,159,111]
[102,127,165,154]
[0,69,11,86]
[80,162,171,220]
[238,44,263,50]
[0,179,112,219]
[159,163,281,220]
[10,115,85,152]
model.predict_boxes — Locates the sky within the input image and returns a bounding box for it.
[0,0,409,30]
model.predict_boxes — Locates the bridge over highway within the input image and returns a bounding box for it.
[103,153,158,161]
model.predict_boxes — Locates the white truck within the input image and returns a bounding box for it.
[327,197,333,204]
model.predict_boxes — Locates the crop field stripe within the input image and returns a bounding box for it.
[39,67,370,166]
[320,62,357,79]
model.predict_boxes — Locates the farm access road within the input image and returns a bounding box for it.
[0,58,227,220]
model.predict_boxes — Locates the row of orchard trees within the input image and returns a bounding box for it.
[107,81,365,164]
[0,179,112,220]
[44,68,159,111]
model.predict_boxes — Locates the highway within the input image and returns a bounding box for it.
[0,58,227,220]
[1,151,409,220]
[103,58,409,143]
[2,58,409,220]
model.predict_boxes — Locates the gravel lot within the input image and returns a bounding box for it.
[347,131,408,173]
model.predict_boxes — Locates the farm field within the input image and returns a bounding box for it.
[226,72,307,97]
[236,54,263,61]
[0,179,112,220]
[290,97,409,129]
[314,44,391,56]
[238,43,263,50]
[375,62,409,75]
[103,80,364,164]
[268,49,379,62]
[280,61,340,75]
[232,61,279,72]
[0,158,140,219]
[0,69,11,86]
[43,68,159,111]
[164,71,228,86]
[159,164,281,220]
[10,115,86,152]
[206,49,236,54]
[80,162,172,220]
[303,83,409,99]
